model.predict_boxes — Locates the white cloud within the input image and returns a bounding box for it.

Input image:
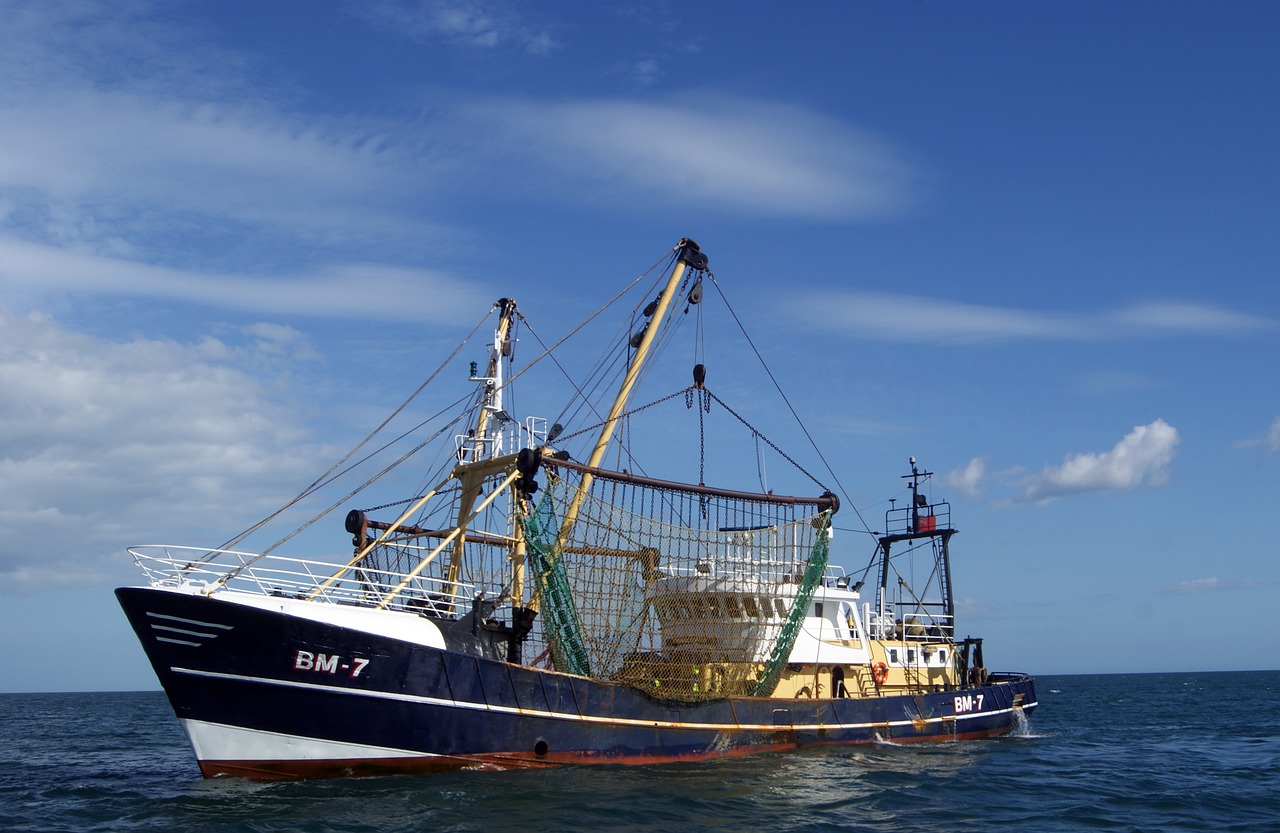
[954,595,993,616]
[0,238,487,322]
[1021,419,1180,503]
[946,457,987,499]
[1246,417,1280,455]
[624,59,663,86]
[1107,302,1277,335]
[1170,577,1221,594]
[1234,416,1280,456]
[0,308,337,588]
[454,94,919,222]
[1163,576,1266,594]
[0,93,386,197]
[788,291,1276,343]
[0,89,443,258]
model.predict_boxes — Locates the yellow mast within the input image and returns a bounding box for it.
[554,239,708,544]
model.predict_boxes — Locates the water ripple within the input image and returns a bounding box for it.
[2,672,1278,833]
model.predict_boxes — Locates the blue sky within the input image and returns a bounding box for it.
[1,0,1277,693]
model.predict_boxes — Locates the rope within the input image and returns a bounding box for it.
[703,389,828,494]
[210,305,496,568]
[704,272,876,539]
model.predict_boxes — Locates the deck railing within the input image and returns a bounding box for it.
[864,603,955,642]
[884,500,952,537]
[128,545,477,617]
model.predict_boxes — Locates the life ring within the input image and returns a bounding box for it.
[872,661,889,685]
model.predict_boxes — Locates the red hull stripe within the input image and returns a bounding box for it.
[196,727,1015,780]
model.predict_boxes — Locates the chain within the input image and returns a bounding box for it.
[552,387,693,447]
[705,389,830,493]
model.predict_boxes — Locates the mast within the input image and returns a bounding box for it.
[554,238,708,541]
[468,297,518,463]
[876,458,957,629]
[444,298,520,596]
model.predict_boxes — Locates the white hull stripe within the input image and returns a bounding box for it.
[152,624,222,639]
[172,666,1032,735]
[181,718,430,762]
[147,611,234,630]
[148,612,234,648]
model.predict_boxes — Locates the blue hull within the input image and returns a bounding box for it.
[117,586,1038,779]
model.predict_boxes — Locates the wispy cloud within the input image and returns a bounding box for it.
[617,58,663,87]
[0,237,488,321]
[453,93,920,222]
[1107,302,1275,335]
[0,2,462,270]
[1236,416,1280,455]
[1020,419,1180,503]
[786,291,1277,343]
[0,0,921,301]
[352,0,558,54]
[1162,576,1268,595]
[0,4,497,318]
[0,88,454,261]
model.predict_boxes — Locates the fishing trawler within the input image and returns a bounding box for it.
[117,239,1037,779]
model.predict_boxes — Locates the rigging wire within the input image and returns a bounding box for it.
[755,432,767,493]
[602,261,704,475]
[565,255,680,437]
[485,251,675,466]
[502,252,671,396]
[215,306,496,555]
[525,318,629,447]
[517,249,695,476]
[703,271,875,539]
[254,409,472,556]
[694,388,826,491]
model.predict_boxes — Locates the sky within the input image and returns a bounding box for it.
[1,0,1278,693]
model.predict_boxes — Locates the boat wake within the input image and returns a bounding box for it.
[1009,707,1044,739]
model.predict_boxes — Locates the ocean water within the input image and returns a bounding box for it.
[2,671,1277,833]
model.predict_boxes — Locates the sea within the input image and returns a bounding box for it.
[2,671,1277,833]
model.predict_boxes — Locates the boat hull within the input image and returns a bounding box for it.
[117,586,1038,779]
